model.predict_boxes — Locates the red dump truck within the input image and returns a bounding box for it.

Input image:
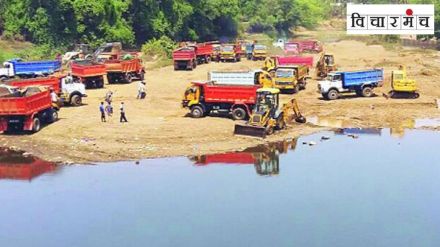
[293,40,323,53]
[193,43,214,64]
[104,58,144,83]
[276,56,314,67]
[6,76,87,106]
[71,61,107,88]
[0,87,58,133]
[173,47,197,70]
[182,82,260,120]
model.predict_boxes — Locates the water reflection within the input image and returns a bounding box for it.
[190,139,298,176]
[0,149,58,181]
[334,128,382,136]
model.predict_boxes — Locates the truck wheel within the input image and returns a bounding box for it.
[174,62,179,71]
[126,74,133,83]
[97,79,104,88]
[0,76,7,82]
[49,110,58,123]
[362,87,373,97]
[71,95,82,106]
[193,60,197,69]
[190,105,204,118]
[32,117,41,133]
[205,56,211,63]
[326,89,339,100]
[232,107,247,121]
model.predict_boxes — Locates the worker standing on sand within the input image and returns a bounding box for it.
[50,89,60,109]
[120,102,128,123]
[137,81,146,99]
[105,91,113,104]
[106,102,113,117]
[100,102,106,122]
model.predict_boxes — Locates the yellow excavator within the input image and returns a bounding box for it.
[388,65,419,99]
[234,88,306,138]
[316,53,336,78]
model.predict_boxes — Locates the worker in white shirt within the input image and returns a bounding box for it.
[137,81,146,99]
[50,89,60,109]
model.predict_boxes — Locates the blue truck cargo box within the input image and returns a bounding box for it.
[340,69,383,88]
[10,59,61,75]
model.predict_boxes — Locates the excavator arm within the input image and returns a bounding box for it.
[282,98,306,124]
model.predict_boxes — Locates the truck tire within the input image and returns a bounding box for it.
[190,105,204,118]
[32,117,41,133]
[326,89,339,100]
[206,56,211,63]
[362,86,373,97]
[71,95,82,106]
[126,74,133,83]
[48,110,58,123]
[0,76,7,82]
[193,60,197,69]
[232,107,247,121]
[174,62,179,71]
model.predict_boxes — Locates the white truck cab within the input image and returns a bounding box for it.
[61,76,87,106]
[0,62,15,80]
[318,72,344,94]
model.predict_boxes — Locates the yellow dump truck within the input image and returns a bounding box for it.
[252,44,268,60]
[219,44,241,62]
[389,66,419,98]
[273,65,309,93]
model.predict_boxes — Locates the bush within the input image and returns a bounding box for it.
[141,36,176,59]
[15,44,64,61]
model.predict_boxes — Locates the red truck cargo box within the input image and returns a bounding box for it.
[293,40,322,53]
[276,56,314,67]
[284,42,300,54]
[7,77,61,94]
[194,152,255,166]
[173,47,196,61]
[194,43,213,56]
[0,90,51,116]
[71,62,107,77]
[197,83,259,104]
[105,59,143,73]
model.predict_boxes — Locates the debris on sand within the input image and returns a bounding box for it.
[309,141,317,146]
[348,134,359,139]
[321,136,330,141]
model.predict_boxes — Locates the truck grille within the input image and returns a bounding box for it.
[276,81,290,85]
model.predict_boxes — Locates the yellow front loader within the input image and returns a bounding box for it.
[234,88,306,138]
[389,65,419,99]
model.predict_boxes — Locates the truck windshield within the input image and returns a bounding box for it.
[285,43,298,49]
[221,46,234,52]
[254,45,266,50]
[327,74,341,81]
[276,69,294,78]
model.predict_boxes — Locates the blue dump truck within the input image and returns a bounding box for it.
[318,69,384,100]
[0,59,61,80]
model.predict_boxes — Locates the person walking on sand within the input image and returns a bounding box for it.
[120,102,128,123]
[100,102,106,122]
[105,102,113,117]
[137,80,146,99]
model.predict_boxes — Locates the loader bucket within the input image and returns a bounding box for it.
[234,123,267,138]
[295,116,307,123]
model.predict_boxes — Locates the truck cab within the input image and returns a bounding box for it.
[60,76,87,106]
[318,72,343,98]
[0,62,14,79]
[274,65,308,93]
[252,45,267,60]
[219,44,240,62]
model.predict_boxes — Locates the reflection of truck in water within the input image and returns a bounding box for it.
[190,139,297,176]
[0,149,58,181]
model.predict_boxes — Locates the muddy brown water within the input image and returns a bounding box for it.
[0,129,439,247]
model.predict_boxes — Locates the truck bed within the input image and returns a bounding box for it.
[208,71,257,85]
[276,56,313,67]
[72,62,107,77]
[104,59,143,73]
[195,44,213,56]
[173,47,196,61]
[0,90,52,116]
[341,69,384,87]
[7,77,60,94]
[11,60,61,75]
[200,83,259,104]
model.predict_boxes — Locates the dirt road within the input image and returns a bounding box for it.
[1,39,439,163]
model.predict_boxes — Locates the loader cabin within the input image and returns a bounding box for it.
[324,54,334,66]
[255,88,280,113]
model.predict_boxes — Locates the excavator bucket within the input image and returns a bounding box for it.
[234,123,267,138]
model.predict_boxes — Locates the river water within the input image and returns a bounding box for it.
[0,129,439,247]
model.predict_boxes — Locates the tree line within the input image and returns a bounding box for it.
[0,0,437,50]
[0,0,331,49]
